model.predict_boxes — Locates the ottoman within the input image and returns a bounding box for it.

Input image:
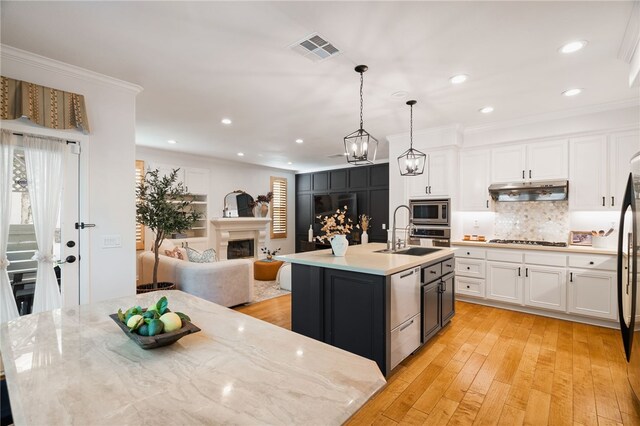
[254,260,284,281]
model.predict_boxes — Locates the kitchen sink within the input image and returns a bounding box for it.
[374,247,442,256]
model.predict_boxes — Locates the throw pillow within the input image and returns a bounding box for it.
[186,247,217,263]
[164,247,184,260]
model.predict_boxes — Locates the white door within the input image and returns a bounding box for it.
[524,265,566,312]
[568,269,617,320]
[459,149,491,211]
[404,166,429,199]
[609,131,640,209]
[569,136,608,210]
[526,139,568,181]
[7,140,80,314]
[486,261,523,305]
[491,145,526,183]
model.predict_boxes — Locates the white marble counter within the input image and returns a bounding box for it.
[0,291,385,425]
[452,240,616,255]
[276,243,455,276]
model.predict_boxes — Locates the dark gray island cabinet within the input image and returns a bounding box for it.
[277,243,455,376]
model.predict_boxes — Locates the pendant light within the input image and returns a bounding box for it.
[344,65,378,165]
[397,100,426,176]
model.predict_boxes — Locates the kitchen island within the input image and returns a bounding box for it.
[0,291,385,425]
[277,243,456,376]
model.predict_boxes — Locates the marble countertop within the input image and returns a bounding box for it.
[276,243,455,276]
[0,291,385,425]
[452,240,616,255]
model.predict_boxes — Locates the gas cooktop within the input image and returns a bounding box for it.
[488,239,568,247]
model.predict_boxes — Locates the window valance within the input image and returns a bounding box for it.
[1,76,90,134]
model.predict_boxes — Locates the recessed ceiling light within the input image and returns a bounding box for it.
[221,118,232,125]
[237,152,244,156]
[295,139,304,144]
[559,40,587,54]
[287,161,293,165]
[450,74,469,84]
[391,91,408,99]
[167,140,177,144]
[562,88,583,97]
[479,106,494,114]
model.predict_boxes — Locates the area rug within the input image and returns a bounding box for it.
[250,280,290,304]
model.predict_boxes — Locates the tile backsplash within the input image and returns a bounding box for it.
[494,201,569,242]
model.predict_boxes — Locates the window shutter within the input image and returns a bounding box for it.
[270,176,287,239]
[135,160,145,250]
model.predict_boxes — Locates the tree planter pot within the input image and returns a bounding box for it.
[136,281,176,294]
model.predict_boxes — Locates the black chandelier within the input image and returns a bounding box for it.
[344,65,378,165]
[397,100,426,176]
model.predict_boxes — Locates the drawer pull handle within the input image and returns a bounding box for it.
[466,285,470,289]
[430,270,437,274]
[445,264,452,267]
[400,270,414,279]
[589,261,594,265]
[399,320,414,332]
[466,266,471,270]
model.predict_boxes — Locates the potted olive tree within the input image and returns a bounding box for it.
[136,168,201,290]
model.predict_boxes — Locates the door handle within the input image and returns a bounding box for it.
[57,255,77,265]
[400,270,414,279]
[602,196,606,207]
[570,272,573,282]
[525,268,529,278]
[518,267,521,277]
[75,222,96,230]
[486,200,489,209]
[425,186,428,194]
[529,170,532,179]
[612,196,615,207]
[522,170,525,179]
[399,319,414,332]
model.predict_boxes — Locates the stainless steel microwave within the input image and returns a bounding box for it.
[409,199,450,226]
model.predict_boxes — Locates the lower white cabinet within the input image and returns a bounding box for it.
[524,265,566,312]
[568,269,617,320]
[456,276,485,298]
[486,261,523,305]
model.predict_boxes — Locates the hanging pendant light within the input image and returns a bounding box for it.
[397,100,426,176]
[344,65,378,165]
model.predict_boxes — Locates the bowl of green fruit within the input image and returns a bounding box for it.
[110,296,200,349]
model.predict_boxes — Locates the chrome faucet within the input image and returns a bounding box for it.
[392,205,412,252]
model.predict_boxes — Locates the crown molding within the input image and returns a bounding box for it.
[295,159,390,174]
[463,98,639,135]
[0,44,143,94]
[619,1,640,63]
[386,124,461,144]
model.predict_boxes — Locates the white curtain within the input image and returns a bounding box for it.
[24,134,66,314]
[0,130,19,322]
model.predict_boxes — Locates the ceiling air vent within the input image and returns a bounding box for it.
[290,33,340,62]
[327,153,347,159]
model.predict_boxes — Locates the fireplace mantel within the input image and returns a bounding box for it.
[210,217,271,260]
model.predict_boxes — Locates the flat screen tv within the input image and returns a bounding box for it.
[314,193,358,223]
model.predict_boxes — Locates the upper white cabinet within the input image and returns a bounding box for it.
[569,131,640,210]
[405,149,455,198]
[459,149,491,211]
[184,167,210,195]
[491,139,568,183]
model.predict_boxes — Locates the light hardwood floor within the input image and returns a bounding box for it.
[235,295,640,425]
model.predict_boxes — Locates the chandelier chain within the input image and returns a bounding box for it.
[359,71,364,130]
[410,103,413,149]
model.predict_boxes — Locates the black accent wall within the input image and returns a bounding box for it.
[295,163,389,252]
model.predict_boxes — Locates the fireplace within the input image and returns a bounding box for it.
[227,239,255,260]
[210,217,270,260]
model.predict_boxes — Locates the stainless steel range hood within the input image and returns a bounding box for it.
[488,180,569,202]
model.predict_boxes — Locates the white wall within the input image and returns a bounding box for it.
[1,45,141,304]
[135,146,296,256]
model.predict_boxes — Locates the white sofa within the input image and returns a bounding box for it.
[139,242,254,307]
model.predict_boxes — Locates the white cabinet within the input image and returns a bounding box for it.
[609,131,640,208]
[405,150,454,198]
[184,167,209,195]
[459,149,491,211]
[524,265,566,312]
[570,131,640,210]
[569,135,609,210]
[155,163,184,183]
[568,269,617,320]
[491,140,568,183]
[456,276,485,298]
[486,261,523,305]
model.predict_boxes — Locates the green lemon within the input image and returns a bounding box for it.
[159,312,182,332]
[126,314,143,329]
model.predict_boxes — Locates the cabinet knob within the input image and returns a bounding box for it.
[466,266,471,270]
[466,285,470,289]
[466,252,470,255]
[589,261,594,265]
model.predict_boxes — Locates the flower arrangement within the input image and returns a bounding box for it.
[358,214,372,232]
[261,246,281,261]
[249,192,273,208]
[316,206,354,243]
